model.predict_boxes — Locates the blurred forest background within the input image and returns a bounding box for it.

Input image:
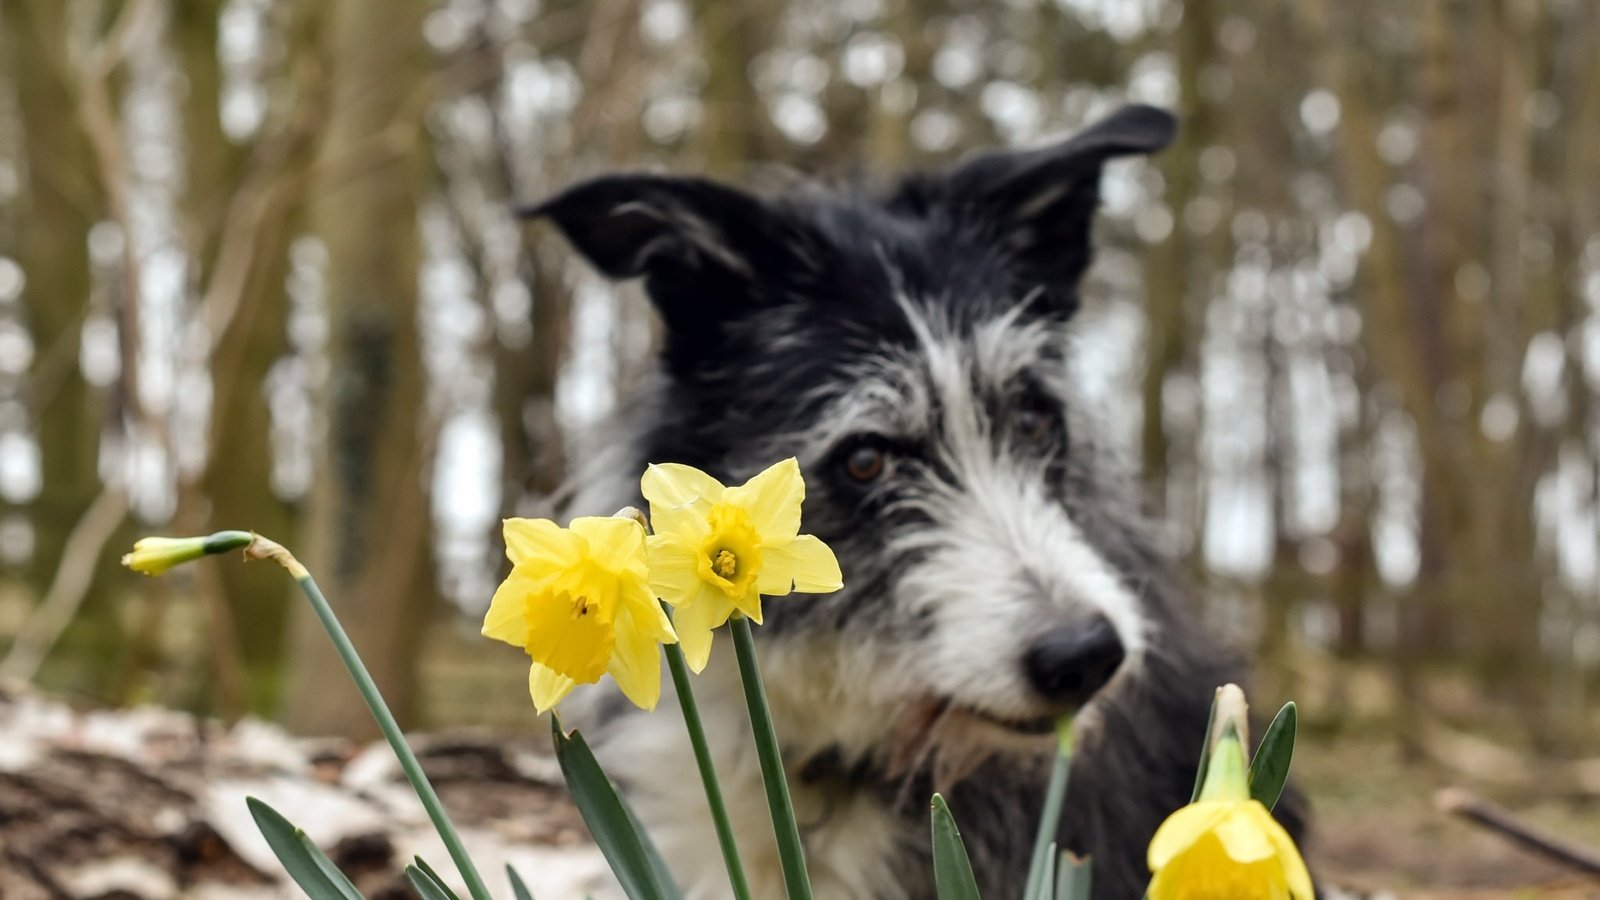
[2,0,1600,834]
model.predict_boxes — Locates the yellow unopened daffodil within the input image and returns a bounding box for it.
[1147,728,1312,900]
[641,458,842,671]
[122,531,255,576]
[481,516,677,713]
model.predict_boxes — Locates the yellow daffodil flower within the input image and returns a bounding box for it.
[641,458,842,671]
[481,516,677,713]
[1147,728,1312,900]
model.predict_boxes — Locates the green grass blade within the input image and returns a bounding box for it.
[1055,851,1091,900]
[408,863,458,900]
[507,865,535,900]
[929,794,983,900]
[246,797,364,900]
[1249,701,1297,810]
[552,717,671,900]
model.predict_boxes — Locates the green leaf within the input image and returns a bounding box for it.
[1023,748,1071,900]
[1249,702,1297,811]
[553,718,673,900]
[507,865,535,900]
[246,797,364,900]
[929,794,983,900]
[1036,844,1056,900]
[1189,691,1219,802]
[1055,851,1092,900]
[408,864,458,900]
[411,858,461,900]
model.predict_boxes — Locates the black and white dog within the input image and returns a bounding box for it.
[529,105,1307,900]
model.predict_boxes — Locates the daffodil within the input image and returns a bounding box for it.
[641,458,842,671]
[481,516,677,713]
[122,531,254,575]
[1146,729,1313,900]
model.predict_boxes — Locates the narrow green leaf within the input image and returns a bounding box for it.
[246,797,364,900]
[408,864,458,900]
[412,857,461,900]
[1189,691,1219,802]
[1036,844,1056,900]
[929,794,983,900]
[1055,852,1092,900]
[1248,702,1297,810]
[1023,747,1070,900]
[553,718,671,900]
[507,865,535,900]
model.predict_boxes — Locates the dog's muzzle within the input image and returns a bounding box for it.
[1022,614,1126,709]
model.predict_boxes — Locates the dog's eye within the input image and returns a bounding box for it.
[1015,405,1062,446]
[843,444,888,483]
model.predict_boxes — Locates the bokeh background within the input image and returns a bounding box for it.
[2,0,1599,892]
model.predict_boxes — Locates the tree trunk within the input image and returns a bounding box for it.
[281,0,436,737]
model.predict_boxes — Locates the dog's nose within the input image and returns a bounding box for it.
[1023,616,1125,706]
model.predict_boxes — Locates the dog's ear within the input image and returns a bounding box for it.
[522,174,818,334]
[916,104,1176,312]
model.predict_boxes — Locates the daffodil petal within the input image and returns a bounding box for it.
[622,582,678,644]
[1148,801,1232,869]
[1211,803,1278,863]
[729,587,763,624]
[570,516,648,581]
[1145,837,1196,900]
[757,534,843,595]
[647,533,708,607]
[606,607,665,711]
[503,518,584,567]
[528,663,577,714]
[1260,809,1315,899]
[642,464,722,539]
[672,586,732,672]
[482,569,541,645]
[723,458,804,540]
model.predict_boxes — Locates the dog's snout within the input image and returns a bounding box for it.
[1023,616,1125,706]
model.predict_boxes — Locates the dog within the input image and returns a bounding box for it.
[527,104,1307,899]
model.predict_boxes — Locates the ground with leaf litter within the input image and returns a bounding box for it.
[1,687,1595,898]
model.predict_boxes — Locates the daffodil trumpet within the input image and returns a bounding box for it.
[1145,720,1313,900]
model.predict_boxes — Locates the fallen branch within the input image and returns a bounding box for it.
[1436,787,1600,877]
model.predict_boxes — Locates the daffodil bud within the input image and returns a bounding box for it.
[121,531,254,576]
[1209,682,1250,752]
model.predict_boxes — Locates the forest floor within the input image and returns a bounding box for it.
[1296,733,1600,898]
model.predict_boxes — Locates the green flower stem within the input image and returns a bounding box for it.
[728,614,813,900]
[1023,742,1072,900]
[289,569,492,900]
[664,639,754,900]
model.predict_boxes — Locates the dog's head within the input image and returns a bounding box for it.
[532,106,1180,767]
